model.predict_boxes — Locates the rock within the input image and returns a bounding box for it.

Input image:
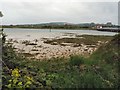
[72,44,80,47]
[51,42,58,45]
[84,48,88,51]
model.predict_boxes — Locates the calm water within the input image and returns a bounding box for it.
[4,28,117,40]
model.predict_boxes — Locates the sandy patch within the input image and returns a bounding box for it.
[6,37,98,60]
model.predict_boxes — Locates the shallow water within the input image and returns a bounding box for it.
[4,28,117,40]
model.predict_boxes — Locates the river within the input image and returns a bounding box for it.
[4,28,117,40]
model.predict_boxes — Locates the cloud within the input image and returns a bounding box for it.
[0,1,118,25]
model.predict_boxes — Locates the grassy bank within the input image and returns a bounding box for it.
[2,34,119,89]
[44,35,113,46]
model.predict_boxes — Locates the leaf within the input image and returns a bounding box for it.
[7,84,12,88]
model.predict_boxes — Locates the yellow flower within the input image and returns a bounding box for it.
[12,68,20,77]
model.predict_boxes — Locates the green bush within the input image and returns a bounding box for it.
[69,55,85,66]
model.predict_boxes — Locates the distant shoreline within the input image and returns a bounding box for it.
[2,27,96,30]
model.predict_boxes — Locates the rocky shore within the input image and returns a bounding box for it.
[6,34,111,60]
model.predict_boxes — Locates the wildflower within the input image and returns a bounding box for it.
[12,68,20,77]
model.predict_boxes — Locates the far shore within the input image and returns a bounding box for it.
[2,27,95,30]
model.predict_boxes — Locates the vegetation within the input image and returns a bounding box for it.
[3,24,93,30]
[3,22,118,30]
[44,35,113,45]
[7,68,34,88]
[2,33,119,89]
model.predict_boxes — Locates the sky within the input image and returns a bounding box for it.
[0,0,119,25]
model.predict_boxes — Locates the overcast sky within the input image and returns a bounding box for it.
[0,0,118,25]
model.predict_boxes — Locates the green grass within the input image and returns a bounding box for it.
[69,55,85,66]
[44,35,113,45]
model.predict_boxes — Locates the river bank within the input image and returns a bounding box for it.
[6,34,113,60]
[2,34,119,88]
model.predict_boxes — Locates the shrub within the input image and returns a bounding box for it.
[69,55,85,66]
[7,68,34,88]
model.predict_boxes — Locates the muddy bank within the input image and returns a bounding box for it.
[6,34,112,60]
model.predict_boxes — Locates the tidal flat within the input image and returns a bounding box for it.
[6,34,113,60]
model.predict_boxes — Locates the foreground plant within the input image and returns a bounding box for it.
[7,68,34,88]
